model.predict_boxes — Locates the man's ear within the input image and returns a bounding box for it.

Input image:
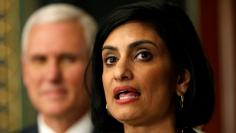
[176,69,191,96]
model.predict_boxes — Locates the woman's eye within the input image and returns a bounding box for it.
[135,50,152,61]
[105,55,118,65]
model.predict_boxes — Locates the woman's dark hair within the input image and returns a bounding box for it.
[91,1,214,132]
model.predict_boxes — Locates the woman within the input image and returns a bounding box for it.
[91,2,214,133]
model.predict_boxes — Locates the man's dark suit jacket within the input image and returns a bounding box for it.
[20,124,38,133]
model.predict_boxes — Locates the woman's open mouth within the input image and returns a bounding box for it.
[113,86,141,104]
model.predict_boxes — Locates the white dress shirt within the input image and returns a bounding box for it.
[38,112,93,133]
[193,127,205,133]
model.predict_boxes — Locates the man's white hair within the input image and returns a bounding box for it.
[21,3,97,55]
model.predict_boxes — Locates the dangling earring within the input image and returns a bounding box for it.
[106,104,111,115]
[177,95,184,133]
[180,95,184,110]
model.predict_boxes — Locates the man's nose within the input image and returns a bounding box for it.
[46,60,61,82]
[113,58,133,81]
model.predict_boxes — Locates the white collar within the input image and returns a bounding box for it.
[193,127,205,133]
[38,112,93,133]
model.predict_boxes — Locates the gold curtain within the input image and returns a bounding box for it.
[0,0,22,132]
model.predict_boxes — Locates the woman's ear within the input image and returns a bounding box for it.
[176,69,191,96]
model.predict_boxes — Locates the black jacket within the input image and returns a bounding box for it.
[20,124,38,133]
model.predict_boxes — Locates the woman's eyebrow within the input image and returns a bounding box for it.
[102,40,159,51]
[102,45,117,51]
[128,40,158,49]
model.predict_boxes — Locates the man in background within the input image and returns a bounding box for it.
[20,3,97,133]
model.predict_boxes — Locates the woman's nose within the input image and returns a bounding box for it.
[113,59,133,81]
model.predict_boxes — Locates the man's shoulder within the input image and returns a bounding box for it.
[20,123,38,133]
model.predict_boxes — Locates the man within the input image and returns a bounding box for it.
[21,3,97,133]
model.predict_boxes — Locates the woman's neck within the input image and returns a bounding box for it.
[123,113,176,133]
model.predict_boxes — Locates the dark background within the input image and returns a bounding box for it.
[38,0,185,24]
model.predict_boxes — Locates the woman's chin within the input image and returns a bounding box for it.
[112,110,142,125]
